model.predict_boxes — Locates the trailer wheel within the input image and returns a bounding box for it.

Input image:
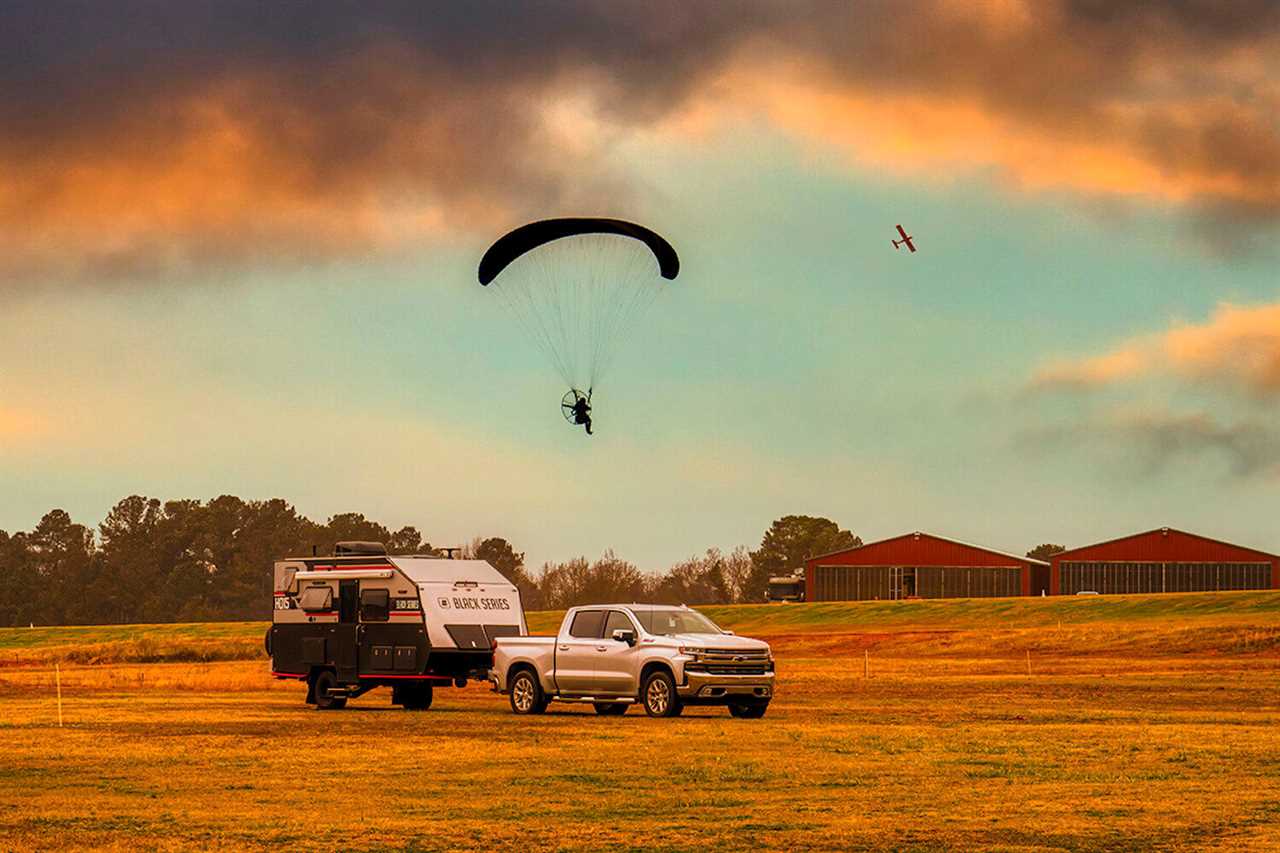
[593,702,628,716]
[728,701,769,719]
[641,670,683,718]
[395,683,434,711]
[312,670,347,711]
[508,669,548,715]
[263,627,273,657]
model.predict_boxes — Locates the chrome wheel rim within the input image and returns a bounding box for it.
[513,675,534,711]
[646,678,669,714]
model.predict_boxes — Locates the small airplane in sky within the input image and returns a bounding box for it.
[892,224,916,253]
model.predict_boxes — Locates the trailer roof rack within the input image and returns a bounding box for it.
[334,541,388,556]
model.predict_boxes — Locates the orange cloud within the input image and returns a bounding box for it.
[1031,302,1280,396]
[1031,346,1151,390]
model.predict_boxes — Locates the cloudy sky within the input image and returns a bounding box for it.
[2,1,1278,568]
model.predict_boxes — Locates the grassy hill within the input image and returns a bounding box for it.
[3,589,1279,666]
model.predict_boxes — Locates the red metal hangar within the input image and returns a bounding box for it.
[1049,527,1280,596]
[804,532,1050,602]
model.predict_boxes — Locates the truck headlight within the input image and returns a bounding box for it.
[678,646,707,657]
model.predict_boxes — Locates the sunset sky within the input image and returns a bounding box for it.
[2,2,1278,569]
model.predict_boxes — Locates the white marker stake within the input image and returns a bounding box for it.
[55,663,63,727]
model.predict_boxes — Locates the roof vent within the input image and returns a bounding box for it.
[1161,527,1169,536]
[334,541,387,556]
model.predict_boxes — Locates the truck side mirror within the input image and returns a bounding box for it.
[611,629,637,646]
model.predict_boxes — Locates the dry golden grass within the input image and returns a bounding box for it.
[2,592,1280,851]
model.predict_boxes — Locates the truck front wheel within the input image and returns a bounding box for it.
[509,669,548,715]
[641,670,683,718]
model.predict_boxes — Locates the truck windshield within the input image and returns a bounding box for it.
[632,608,721,636]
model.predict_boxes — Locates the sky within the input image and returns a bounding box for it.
[1,1,1279,570]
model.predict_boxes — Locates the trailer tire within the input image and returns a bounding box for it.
[641,669,683,718]
[263,627,272,657]
[728,701,769,719]
[593,702,628,716]
[395,683,434,711]
[508,668,548,715]
[312,670,347,710]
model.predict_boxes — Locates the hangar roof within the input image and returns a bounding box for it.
[806,531,1048,568]
[1050,527,1279,564]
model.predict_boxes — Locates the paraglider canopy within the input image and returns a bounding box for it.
[478,218,679,285]
[477,217,679,401]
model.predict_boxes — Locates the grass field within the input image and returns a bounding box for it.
[3,591,1280,851]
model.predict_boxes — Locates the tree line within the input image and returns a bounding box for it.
[0,495,1066,626]
[0,496,869,625]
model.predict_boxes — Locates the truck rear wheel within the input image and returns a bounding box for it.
[641,670,683,718]
[728,701,769,719]
[593,702,628,716]
[312,670,347,711]
[509,669,548,715]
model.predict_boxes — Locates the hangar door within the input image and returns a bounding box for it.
[813,565,1022,601]
[1059,561,1271,595]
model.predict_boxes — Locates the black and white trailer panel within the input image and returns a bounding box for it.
[268,554,526,710]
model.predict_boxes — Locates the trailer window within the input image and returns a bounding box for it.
[568,610,605,638]
[360,588,390,622]
[298,585,333,613]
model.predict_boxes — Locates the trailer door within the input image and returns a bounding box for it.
[336,580,360,681]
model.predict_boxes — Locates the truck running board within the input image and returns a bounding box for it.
[554,696,636,704]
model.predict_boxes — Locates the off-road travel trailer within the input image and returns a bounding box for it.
[266,542,527,710]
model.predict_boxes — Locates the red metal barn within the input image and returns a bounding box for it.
[804,532,1047,601]
[1049,527,1280,595]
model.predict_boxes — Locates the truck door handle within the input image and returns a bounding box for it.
[558,644,569,651]
[595,645,607,652]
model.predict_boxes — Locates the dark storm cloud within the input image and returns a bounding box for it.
[1017,410,1280,480]
[0,0,1276,284]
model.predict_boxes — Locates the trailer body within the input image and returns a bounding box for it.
[268,545,525,709]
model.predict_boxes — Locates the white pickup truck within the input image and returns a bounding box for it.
[491,603,775,718]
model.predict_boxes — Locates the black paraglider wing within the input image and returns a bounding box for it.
[478,218,680,285]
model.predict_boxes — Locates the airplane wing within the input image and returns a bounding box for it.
[896,224,908,239]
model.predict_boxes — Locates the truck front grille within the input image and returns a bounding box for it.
[695,663,770,675]
[702,648,769,659]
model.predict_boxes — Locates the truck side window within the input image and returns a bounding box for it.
[360,588,390,622]
[568,610,605,638]
[604,610,634,637]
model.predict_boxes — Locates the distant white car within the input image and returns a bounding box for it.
[1076,590,1100,595]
